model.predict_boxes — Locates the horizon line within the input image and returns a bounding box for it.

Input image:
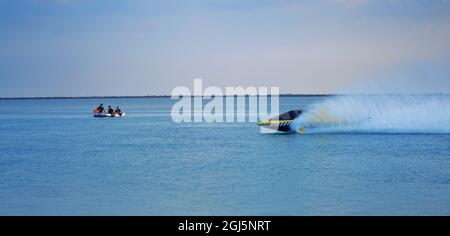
[1,93,450,100]
[0,94,331,100]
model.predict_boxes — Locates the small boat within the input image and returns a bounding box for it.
[93,112,126,118]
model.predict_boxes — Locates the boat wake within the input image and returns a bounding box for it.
[292,94,450,134]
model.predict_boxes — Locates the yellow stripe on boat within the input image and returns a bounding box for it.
[256,120,294,126]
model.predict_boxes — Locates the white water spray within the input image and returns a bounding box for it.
[293,94,450,133]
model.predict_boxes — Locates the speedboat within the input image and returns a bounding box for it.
[256,110,302,133]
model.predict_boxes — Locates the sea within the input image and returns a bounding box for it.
[1,95,450,215]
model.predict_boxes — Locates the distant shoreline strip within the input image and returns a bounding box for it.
[1,93,448,100]
[0,94,332,100]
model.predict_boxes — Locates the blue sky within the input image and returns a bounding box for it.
[1,0,450,96]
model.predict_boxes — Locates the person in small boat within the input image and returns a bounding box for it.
[107,106,114,115]
[114,106,122,116]
[94,103,104,113]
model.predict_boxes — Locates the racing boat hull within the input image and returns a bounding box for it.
[256,110,302,133]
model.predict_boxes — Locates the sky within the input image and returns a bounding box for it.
[1,0,450,97]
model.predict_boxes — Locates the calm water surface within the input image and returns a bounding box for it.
[1,97,450,215]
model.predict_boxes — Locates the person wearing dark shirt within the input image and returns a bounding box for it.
[107,106,114,115]
[114,106,122,116]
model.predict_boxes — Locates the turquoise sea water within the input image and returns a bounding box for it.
[1,96,450,215]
